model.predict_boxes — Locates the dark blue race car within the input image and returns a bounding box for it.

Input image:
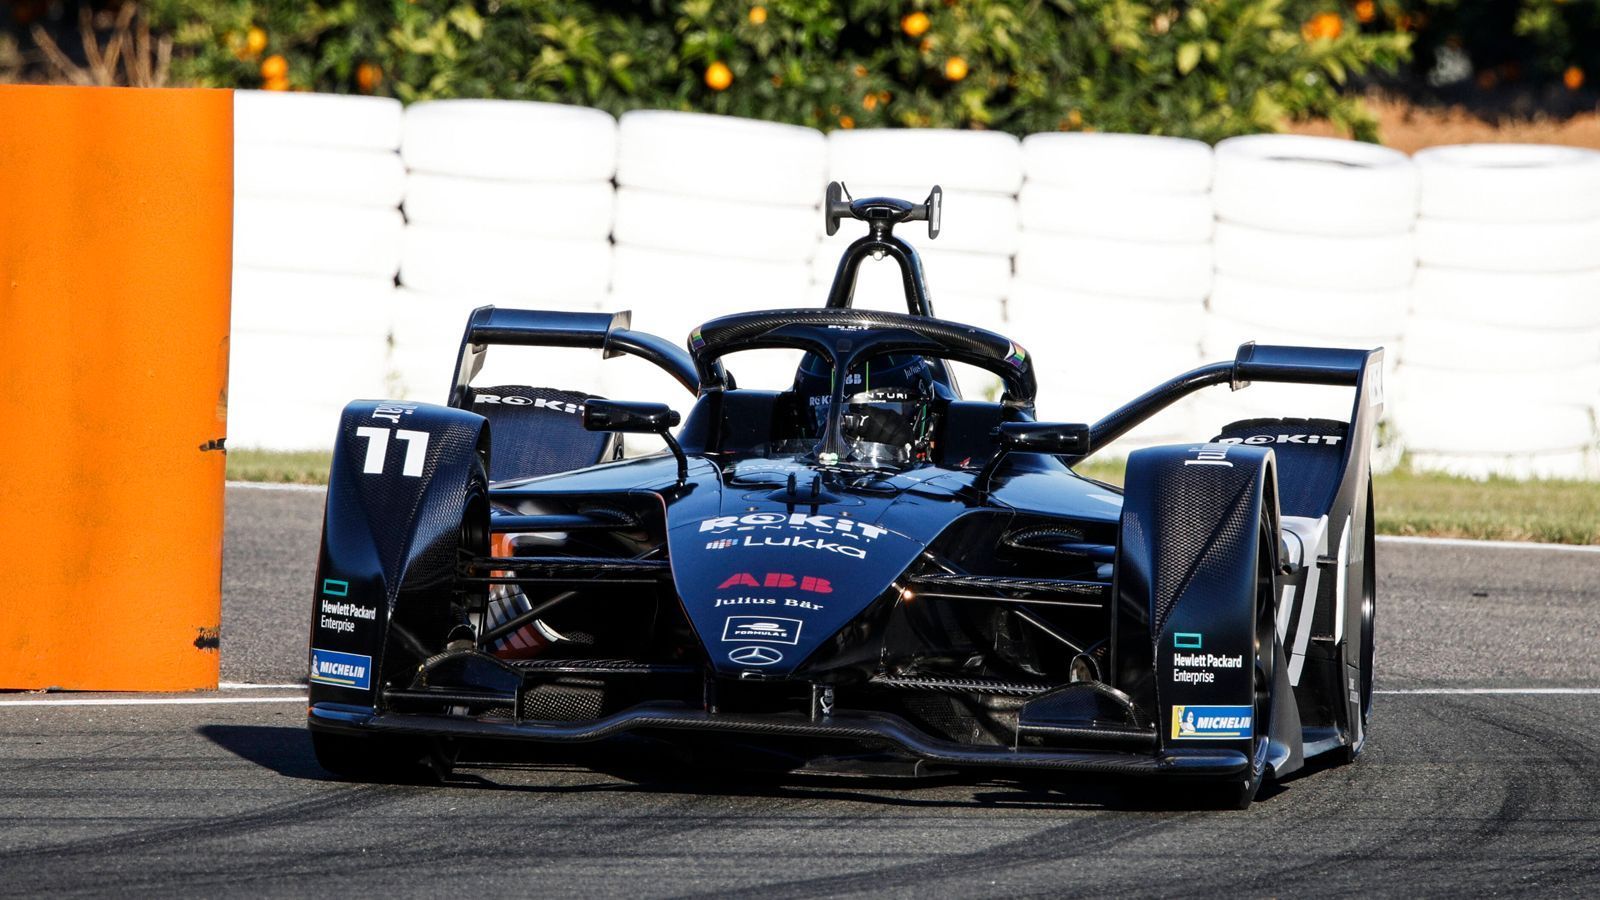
[305,185,1381,809]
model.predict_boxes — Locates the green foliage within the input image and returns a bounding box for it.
[144,0,1412,141]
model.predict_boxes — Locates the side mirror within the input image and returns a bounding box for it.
[583,399,679,434]
[977,421,1091,496]
[995,421,1090,456]
[583,399,687,483]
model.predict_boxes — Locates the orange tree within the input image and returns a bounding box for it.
[144,0,1412,141]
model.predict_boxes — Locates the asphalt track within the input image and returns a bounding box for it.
[1,484,1597,897]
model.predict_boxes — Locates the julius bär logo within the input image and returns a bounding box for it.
[718,573,832,594]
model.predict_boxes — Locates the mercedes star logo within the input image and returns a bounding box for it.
[728,645,784,666]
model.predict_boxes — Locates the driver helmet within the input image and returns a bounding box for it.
[794,352,936,466]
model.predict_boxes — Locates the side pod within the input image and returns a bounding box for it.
[1114,443,1303,779]
[307,400,490,711]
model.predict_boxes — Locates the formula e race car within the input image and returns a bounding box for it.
[306,184,1381,808]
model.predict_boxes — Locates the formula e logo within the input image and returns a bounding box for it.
[728,645,784,666]
[722,616,803,645]
[1170,705,1252,740]
[473,394,581,414]
[1183,443,1233,468]
[718,573,832,594]
[698,513,887,541]
[309,649,371,690]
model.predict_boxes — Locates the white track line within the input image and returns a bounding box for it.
[226,480,326,493]
[1377,688,1600,695]
[219,682,306,690]
[1377,535,1600,553]
[0,696,307,707]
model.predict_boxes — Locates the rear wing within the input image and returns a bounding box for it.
[1080,342,1385,461]
[449,307,715,408]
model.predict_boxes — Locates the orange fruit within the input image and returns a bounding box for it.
[839,115,855,129]
[1565,66,1585,91]
[356,62,382,92]
[260,54,288,81]
[944,56,968,82]
[1354,1,1375,24]
[245,27,267,56]
[1301,12,1343,41]
[748,5,767,25]
[863,93,878,111]
[263,74,290,92]
[705,61,733,91]
[902,11,930,38]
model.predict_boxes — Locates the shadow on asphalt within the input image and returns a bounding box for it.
[197,723,1323,812]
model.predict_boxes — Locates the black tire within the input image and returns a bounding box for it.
[1231,516,1280,809]
[311,729,454,783]
[1340,477,1378,763]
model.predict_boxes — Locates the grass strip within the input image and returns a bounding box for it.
[228,450,1600,545]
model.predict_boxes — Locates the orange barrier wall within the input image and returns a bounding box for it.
[0,86,233,691]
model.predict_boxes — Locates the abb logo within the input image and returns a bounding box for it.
[718,573,833,594]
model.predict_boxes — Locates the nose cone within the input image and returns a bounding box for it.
[669,510,927,677]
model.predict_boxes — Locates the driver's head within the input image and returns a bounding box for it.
[794,353,935,465]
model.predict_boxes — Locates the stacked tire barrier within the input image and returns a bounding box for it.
[1204,135,1416,455]
[1400,145,1600,479]
[609,111,826,401]
[395,101,618,400]
[1007,134,1212,444]
[818,129,1023,399]
[217,92,1600,478]
[230,90,405,450]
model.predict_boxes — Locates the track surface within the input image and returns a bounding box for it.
[1,485,1597,896]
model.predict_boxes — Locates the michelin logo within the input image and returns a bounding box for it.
[1170,705,1253,740]
[310,648,372,690]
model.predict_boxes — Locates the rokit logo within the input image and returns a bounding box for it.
[1217,433,1344,447]
[718,573,832,594]
[474,394,582,414]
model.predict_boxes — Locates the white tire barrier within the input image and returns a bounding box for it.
[1415,143,1600,223]
[1396,400,1595,458]
[233,197,403,278]
[1402,315,1600,374]
[1214,222,1415,291]
[610,245,812,329]
[617,111,826,205]
[1406,450,1598,481]
[231,269,395,339]
[1019,182,1213,243]
[1021,133,1212,193]
[1409,266,1600,330]
[1208,273,1408,340]
[400,225,611,303]
[614,188,819,262]
[401,174,614,240]
[829,129,1023,194]
[1396,364,1600,410]
[234,90,403,151]
[401,100,618,182]
[235,144,405,209]
[1014,232,1213,302]
[1213,134,1419,236]
[1007,280,1205,349]
[1414,218,1600,273]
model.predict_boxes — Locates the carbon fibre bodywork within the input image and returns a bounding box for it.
[307,193,1382,802]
